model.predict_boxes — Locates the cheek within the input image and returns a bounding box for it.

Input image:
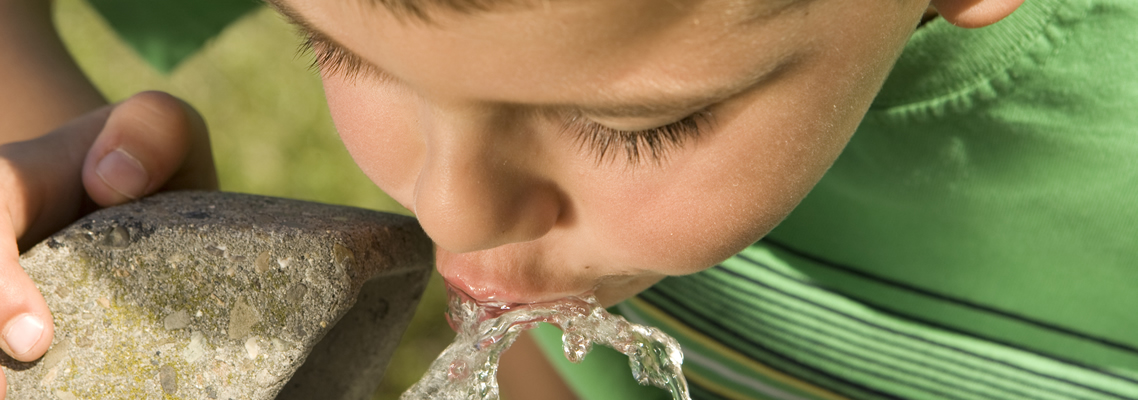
[586,154,793,278]
[322,75,422,208]
[577,144,786,278]
[583,69,871,277]
[595,187,763,277]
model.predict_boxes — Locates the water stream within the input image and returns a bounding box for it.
[400,285,691,400]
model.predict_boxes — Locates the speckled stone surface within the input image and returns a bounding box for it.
[2,191,433,400]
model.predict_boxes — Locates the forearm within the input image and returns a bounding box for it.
[0,0,106,144]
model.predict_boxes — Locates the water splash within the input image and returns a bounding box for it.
[401,285,691,400]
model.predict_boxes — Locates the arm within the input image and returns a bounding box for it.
[499,331,579,400]
[0,0,106,143]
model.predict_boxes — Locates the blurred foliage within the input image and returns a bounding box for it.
[87,0,261,72]
[53,1,453,398]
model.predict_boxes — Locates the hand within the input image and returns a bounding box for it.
[0,91,217,398]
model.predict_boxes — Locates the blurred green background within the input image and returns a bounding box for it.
[53,0,453,398]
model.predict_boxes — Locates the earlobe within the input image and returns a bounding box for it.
[928,0,1025,28]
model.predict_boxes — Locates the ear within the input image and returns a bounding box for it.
[929,0,1025,28]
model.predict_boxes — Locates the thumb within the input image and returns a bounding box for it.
[81,91,217,207]
[0,210,53,364]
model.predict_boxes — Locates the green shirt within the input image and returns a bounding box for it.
[537,0,1138,398]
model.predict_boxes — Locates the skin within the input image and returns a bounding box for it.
[0,0,1021,397]
[282,0,930,305]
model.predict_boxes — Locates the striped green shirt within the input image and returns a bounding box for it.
[534,0,1138,398]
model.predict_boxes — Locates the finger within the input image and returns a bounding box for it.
[81,91,217,207]
[0,211,53,364]
[5,105,113,251]
[0,105,114,371]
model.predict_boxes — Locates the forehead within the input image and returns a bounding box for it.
[284,0,813,110]
[355,0,806,21]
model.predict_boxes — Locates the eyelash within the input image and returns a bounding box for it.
[299,32,389,81]
[562,111,713,165]
[299,30,712,165]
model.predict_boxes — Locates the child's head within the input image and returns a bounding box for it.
[269,0,1020,305]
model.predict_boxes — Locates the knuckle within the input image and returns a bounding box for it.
[129,92,189,126]
[114,92,196,147]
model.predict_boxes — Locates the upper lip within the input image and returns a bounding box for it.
[437,252,597,304]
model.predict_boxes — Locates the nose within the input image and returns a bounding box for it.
[411,104,565,253]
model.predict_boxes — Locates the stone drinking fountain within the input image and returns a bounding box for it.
[1,191,434,399]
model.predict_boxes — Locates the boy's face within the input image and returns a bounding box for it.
[278,0,927,305]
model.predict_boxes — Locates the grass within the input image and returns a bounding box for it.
[53,1,454,398]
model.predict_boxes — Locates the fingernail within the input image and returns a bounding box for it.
[4,314,44,356]
[96,148,149,200]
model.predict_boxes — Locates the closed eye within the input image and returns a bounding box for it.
[288,16,716,166]
[562,110,714,165]
[297,30,395,83]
